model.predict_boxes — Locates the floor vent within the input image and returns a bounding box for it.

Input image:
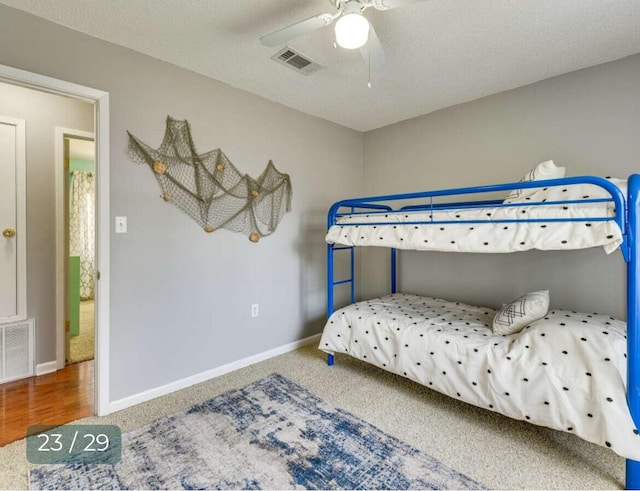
[271,47,323,76]
[0,319,34,383]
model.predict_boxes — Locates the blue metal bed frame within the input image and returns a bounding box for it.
[325,175,640,489]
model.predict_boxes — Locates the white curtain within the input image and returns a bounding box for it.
[69,171,95,300]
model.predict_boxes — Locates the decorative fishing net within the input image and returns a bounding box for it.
[127,116,292,242]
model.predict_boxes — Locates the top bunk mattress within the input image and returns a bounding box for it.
[325,200,623,254]
[326,167,628,254]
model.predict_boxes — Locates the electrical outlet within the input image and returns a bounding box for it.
[251,304,259,318]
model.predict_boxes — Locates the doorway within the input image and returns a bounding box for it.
[0,62,111,417]
[0,83,97,444]
[65,134,96,365]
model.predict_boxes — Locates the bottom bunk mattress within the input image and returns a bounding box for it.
[319,293,640,460]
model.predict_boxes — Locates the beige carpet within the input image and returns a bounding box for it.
[68,300,94,364]
[0,343,625,490]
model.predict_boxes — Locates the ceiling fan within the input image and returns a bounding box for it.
[260,0,428,70]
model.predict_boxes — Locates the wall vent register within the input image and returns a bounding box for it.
[0,319,34,383]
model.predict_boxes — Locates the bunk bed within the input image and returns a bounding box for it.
[320,163,640,489]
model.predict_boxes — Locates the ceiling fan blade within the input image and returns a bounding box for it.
[360,23,386,70]
[371,0,429,10]
[260,13,336,47]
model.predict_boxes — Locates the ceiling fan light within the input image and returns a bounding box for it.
[334,13,369,49]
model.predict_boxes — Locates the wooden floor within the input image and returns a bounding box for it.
[0,361,94,447]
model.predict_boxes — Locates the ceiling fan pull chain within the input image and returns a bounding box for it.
[367,29,372,88]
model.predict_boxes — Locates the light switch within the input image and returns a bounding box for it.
[115,216,127,234]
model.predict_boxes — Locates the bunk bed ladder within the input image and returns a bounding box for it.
[327,244,356,308]
[326,240,397,367]
[326,242,354,367]
[627,174,640,490]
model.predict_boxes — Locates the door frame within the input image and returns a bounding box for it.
[0,63,111,416]
[55,128,95,368]
[0,115,26,323]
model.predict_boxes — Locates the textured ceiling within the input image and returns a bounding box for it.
[3,0,640,131]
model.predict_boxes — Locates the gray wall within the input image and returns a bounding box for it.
[0,5,363,400]
[0,82,93,363]
[362,53,640,319]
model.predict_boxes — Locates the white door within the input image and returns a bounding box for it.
[0,116,26,322]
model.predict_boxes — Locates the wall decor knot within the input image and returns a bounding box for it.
[127,116,292,241]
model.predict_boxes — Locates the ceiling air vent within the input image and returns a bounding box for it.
[271,47,323,76]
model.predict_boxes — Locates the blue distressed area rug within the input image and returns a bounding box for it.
[30,373,484,490]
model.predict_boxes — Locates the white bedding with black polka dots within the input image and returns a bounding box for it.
[325,202,622,253]
[319,293,640,460]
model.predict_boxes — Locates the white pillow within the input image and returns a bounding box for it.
[493,290,550,336]
[504,160,566,203]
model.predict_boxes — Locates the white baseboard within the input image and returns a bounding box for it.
[107,333,322,414]
[36,360,58,376]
